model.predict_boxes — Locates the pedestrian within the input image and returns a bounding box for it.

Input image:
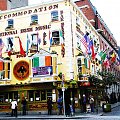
[89,95,94,113]
[70,104,74,116]
[47,97,52,115]
[57,96,63,115]
[21,97,27,115]
[11,99,17,117]
[81,94,86,113]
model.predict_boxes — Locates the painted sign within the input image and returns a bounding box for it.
[13,61,29,80]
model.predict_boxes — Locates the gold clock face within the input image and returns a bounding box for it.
[13,61,29,80]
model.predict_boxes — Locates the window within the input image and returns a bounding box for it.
[47,90,52,99]
[8,63,10,79]
[0,61,11,80]
[51,11,58,21]
[76,34,81,49]
[77,59,82,73]
[51,31,60,45]
[30,14,38,25]
[28,90,52,102]
[8,19,13,27]
[35,90,40,101]
[31,33,38,46]
[76,16,80,26]
[0,92,18,103]
[41,90,46,101]
[5,19,14,30]
[29,90,34,102]
[0,62,5,79]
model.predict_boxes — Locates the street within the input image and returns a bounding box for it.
[1,105,120,120]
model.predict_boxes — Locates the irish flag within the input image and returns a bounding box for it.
[33,56,52,67]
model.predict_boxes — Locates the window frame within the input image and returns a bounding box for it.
[7,19,14,28]
[30,14,38,25]
[51,11,59,22]
[51,31,60,46]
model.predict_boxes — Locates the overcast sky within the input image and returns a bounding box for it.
[29,0,120,46]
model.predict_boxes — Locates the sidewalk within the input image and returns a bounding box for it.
[0,102,120,119]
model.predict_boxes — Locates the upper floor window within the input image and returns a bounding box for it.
[76,34,81,49]
[51,31,60,45]
[0,61,5,80]
[76,16,80,26]
[5,19,14,30]
[0,61,11,80]
[31,33,38,46]
[77,59,82,73]
[30,14,38,25]
[8,19,13,27]
[51,11,58,22]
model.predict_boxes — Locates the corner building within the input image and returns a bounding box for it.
[0,0,101,112]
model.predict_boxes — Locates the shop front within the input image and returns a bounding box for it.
[0,82,58,112]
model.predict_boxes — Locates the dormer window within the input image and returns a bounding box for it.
[51,11,58,22]
[30,14,38,25]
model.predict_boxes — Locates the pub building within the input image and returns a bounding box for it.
[0,0,101,113]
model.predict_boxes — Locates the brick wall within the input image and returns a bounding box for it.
[0,0,7,11]
[75,0,95,27]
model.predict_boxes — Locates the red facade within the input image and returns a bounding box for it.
[0,0,7,11]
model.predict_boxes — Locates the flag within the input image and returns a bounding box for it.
[33,56,51,67]
[99,49,108,61]
[80,33,89,54]
[89,40,96,60]
[117,58,120,65]
[111,52,116,62]
[7,37,13,56]
[8,37,13,49]
[0,61,3,70]
[49,30,52,52]
[103,55,110,68]
[118,48,120,59]
[26,34,30,56]
[37,32,41,51]
[0,38,4,56]
[18,37,26,56]
[60,30,64,44]
[49,31,52,46]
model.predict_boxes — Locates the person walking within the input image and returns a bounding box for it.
[57,96,63,115]
[89,95,94,113]
[21,97,27,115]
[82,94,87,113]
[47,97,52,115]
[11,99,17,117]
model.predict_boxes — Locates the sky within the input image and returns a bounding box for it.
[29,0,120,46]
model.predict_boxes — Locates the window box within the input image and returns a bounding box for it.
[5,25,14,31]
